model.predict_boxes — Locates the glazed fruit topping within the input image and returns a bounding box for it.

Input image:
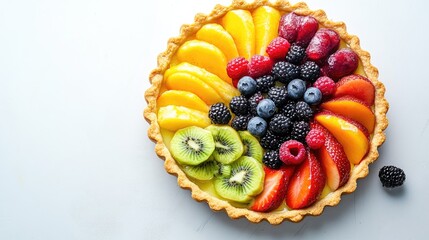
[250,166,295,212]
[313,76,336,97]
[209,102,232,124]
[306,28,340,62]
[227,57,249,82]
[323,48,359,80]
[266,37,291,60]
[279,140,307,165]
[305,128,325,150]
[248,55,274,78]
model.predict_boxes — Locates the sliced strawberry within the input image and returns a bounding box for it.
[286,151,325,209]
[278,12,300,43]
[250,166,295,212]
[295,16,318,47]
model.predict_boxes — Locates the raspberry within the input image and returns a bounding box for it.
[295,101,313,121]
[266,37,291,60]
[285,43,306,64]
[208,102,232,124]
[290,121,310,143]
[305,128,325,149]
[229,95,249,116]
[267,86,288,107]
[300,61,320,82]
[313,76,336,97]
[260,130,287,150]
[379,166,406,188]
[279,140,306,165]
[262,150,283,169]
[248,55,274,78]
[280,101,296,120]
[248,91,264,115]
[231,115,251,131]
[226,57,249,82]
[256,75,275,93]
[269,114,291,134]
[271,61,300,84]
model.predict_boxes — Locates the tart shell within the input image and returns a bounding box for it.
[144,0,389,224]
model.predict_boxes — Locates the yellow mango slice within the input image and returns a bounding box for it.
[196,23,239,61]
[157,90,209,113]
[253,6,281,56]
[175,40,230,84]
[165,63,240,103]
[158,105,211,132]
[164,72,223,105]
[222,10,255,60]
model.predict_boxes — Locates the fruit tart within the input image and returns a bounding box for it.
[144,0,388,224]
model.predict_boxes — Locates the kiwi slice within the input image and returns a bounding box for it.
[205,125,244,164]
[238,131,264,162]
[170,126,215,166]
[214,156,264,203]
[181,159,219,181]
[215,162,232,178]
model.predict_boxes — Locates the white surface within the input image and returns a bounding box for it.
[1,0,429,239]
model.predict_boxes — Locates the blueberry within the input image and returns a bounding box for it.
[303,87,322,105]
[247,116,267,137]
[256,99,276,119]
[237,76,257,96]
[287,79,306,100]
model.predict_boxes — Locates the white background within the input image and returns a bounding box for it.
[1,0,429,239]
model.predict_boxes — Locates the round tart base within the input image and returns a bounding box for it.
[144,0,388,224]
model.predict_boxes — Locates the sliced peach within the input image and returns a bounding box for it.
[196,23,239,61]
[157,90,209,113]
[222,10,255,60]
[334,74,375,106]
[165,63,240,103]
[157,105,211,132]
[312,122,350,191]
[321,96,375,133]
[252,6,281,56]
[175,40,230,83]
[315,111,369,165]
[164,72,223,105]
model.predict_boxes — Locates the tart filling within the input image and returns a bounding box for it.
[144,0,388,224]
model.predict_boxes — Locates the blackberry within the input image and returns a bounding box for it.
[379,166,406,188]
[231,115,251,131]
[268,86,288,107]
[280,101,296,120]
[260,130,287,150]
[256,75,275,93]
[271,61,300,84]
[286,43,306,64]
[291,121,310,143]
[208,102,231,124]
[300,61,320,82]
[248,91,264,116]
[295,101,313,121]
[262,150,283,169]
[269,114,291,135]
[229,95,249,116]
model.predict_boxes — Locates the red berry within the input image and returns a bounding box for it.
[279,140,307,165]
[313,76,336,97]
[278,12,300,43]
[306,29,340,62]
[226,57,249,81]
[295,16,319,47]
[323,48,359,80]
[306,128,325,149]
[266,37,291,60]
[248,55,274,78]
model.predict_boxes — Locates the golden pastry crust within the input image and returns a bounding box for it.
[144,0,388,224]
